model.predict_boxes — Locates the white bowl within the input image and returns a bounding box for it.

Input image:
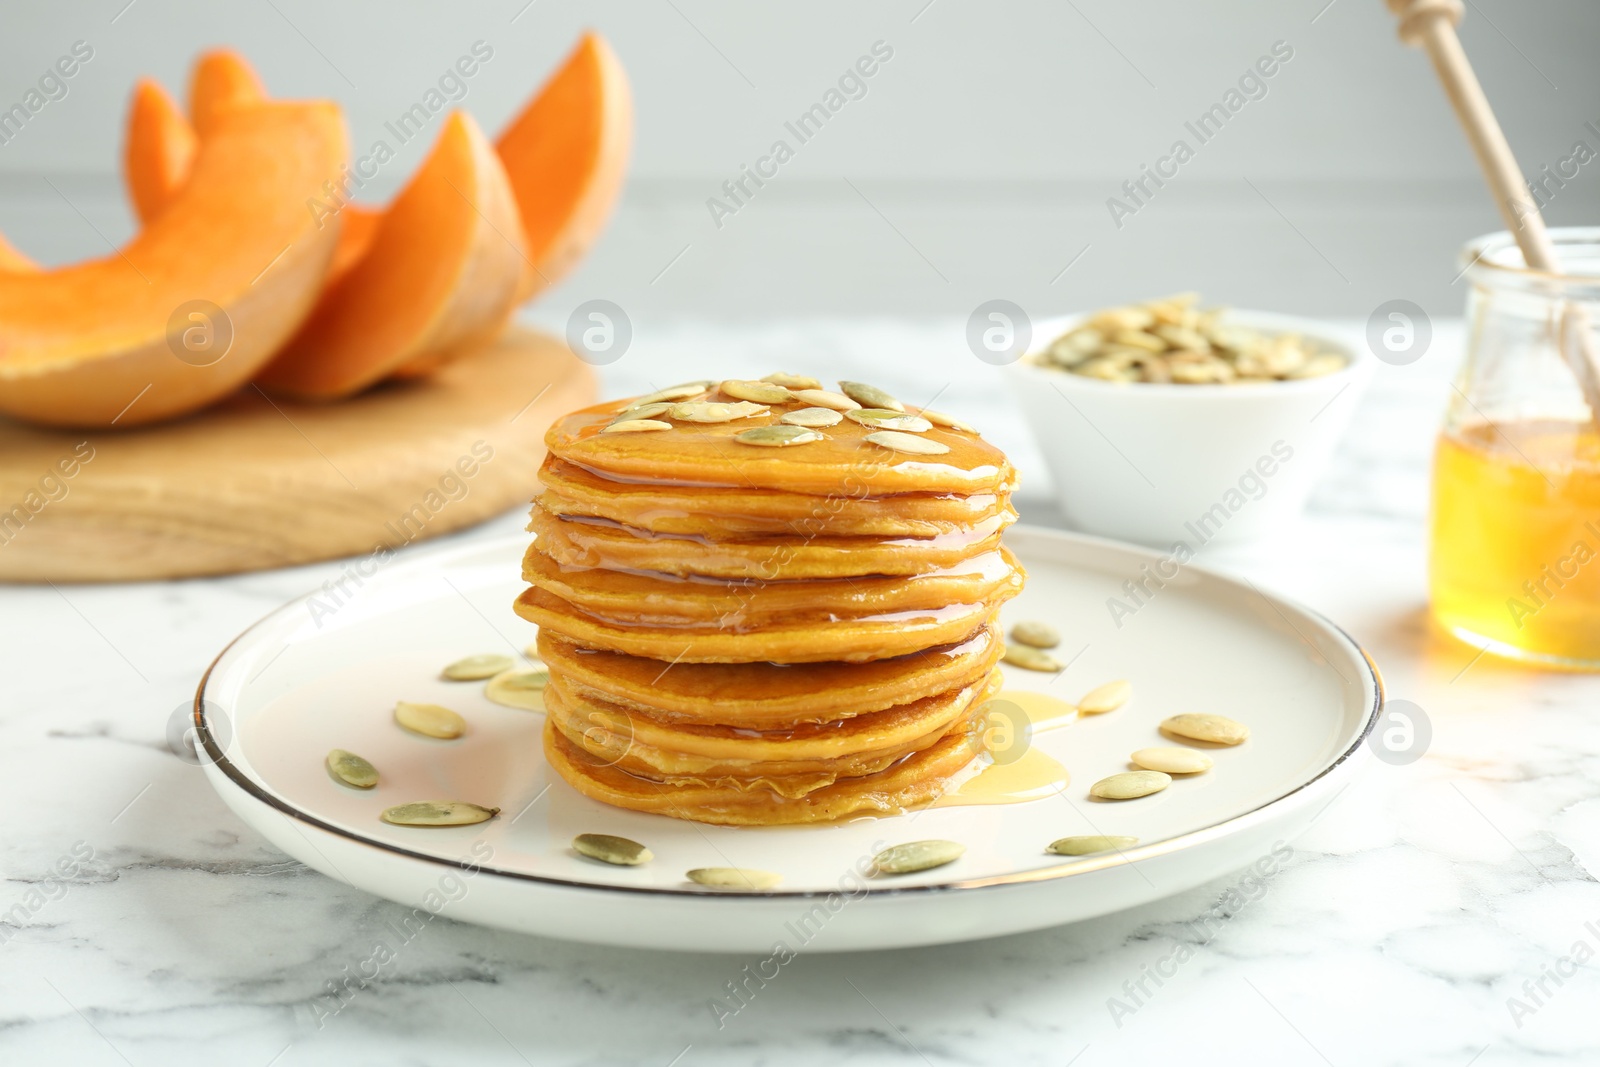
[1009,309,1371,549]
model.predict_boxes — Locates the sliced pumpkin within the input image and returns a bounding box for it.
[496,32,632,302]
[0,102,348,428]
[125,78,197,224]
[0,231,36,272]
[255,110,524,400]
[325,202,381,288]
[188,48,266,136]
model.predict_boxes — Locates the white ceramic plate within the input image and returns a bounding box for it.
[195,526,1381,953]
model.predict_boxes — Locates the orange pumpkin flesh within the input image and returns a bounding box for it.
[0,102,347,428]
[496,32,632,302]
[325,202,381,287]
[125,78,198,224]
[255,110,524,400]
[0,231,36,272]
[189,48,266,137]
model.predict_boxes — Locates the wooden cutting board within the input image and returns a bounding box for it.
[0,328,595,582]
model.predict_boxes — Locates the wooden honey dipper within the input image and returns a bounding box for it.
[1389,0,1600,423]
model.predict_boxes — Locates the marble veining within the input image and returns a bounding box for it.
[3,317,1600,1065]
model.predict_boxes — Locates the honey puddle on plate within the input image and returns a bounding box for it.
[932,690,1076,807]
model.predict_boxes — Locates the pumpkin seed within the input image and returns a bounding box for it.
[762,372,821,390]
[380,801,499,826]
[668,401,768,423]
[921,409,978,433]
[1009,620,1060,649]
[573,833,653,866]
[1078,679,1131,715]
[845,408,932,433]
[1130,746,1213,774]
[485,666,551,711]
[394,701,465,739]
[325,748,378,789]
[873,839,965,875]
[863,430,950,456]
[601,419,672,434]
[687,867,781,890]
[735,424,824,447]
[791,388,860,411]
[616,401,671,420]
[719,379,794,404]
[1160,713,1249,745]
[1047,835,1139,856]
[635,381,714,405]
[1002,643,1061,672]
[838,381,905,412]
[1090,770,1171,800]
[779,407,843,428]
[441,653,514,681]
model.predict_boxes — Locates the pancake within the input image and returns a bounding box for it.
[543,713,986,825]
[546,397,1016,496]
[515,586,1007,663]
[546,669,1000,783]
[536,626,1003,727]
[520,543,1023,627]
[539,457,1015,538]
[528,505,1013,580]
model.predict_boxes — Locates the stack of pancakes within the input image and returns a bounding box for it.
[515,376,1024,825]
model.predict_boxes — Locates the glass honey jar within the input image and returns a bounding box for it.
[1430,228,1600,668]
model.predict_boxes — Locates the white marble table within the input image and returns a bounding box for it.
[3,317,1599,1067]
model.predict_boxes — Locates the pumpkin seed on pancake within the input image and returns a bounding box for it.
[845,408,932,432]
[863,430,950,456]
[839,380,905,411]
[778,407,843,428]
[762,372,821,390]
[719,379,794,404]
[601,419,672,434]
[790,388,860,411]
[667,400,768,423]
[635,381,714,405]
[921,409,978,433]
[735,425,824,447]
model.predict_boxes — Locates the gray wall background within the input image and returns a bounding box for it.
[1,0,1596,324]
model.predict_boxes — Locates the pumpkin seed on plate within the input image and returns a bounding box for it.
[1002,643,1061,672]
[486,666,551,711]
[873,839,965,875]
[762,372,821,390]
[1078,679,1131,714]
[863,430,950,456]
[635,381,715,405]
[326,748,378,789]
[779,407,843,428]
[719,379,794,404]
[838,381,905,412]
[735,424,824,447]
[1009,620,1060,649]
[1160,713,1249,746]
[1130,746,1213,774]
[845,408,932,433]
[1090,770,1171,800]
[920,409,978,433]
[573,833,653,866]
[791,388,860,411]
[394,701,465,739]
[1048,835,1139,856]
[667,401,768,423]
[601,419,672,434]
[381,800,500,826]
[687,867,781,890]
[441,653,514,681]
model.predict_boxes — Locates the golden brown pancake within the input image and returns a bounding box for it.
[543,713,985,825]
[546,399,1015,496]
[536,626,1003,727]
[528,505,1012,580]
[515,586,1008,663]
[539,457,1015,538]
[520,543,1022,627]
[546,669,1000,783]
